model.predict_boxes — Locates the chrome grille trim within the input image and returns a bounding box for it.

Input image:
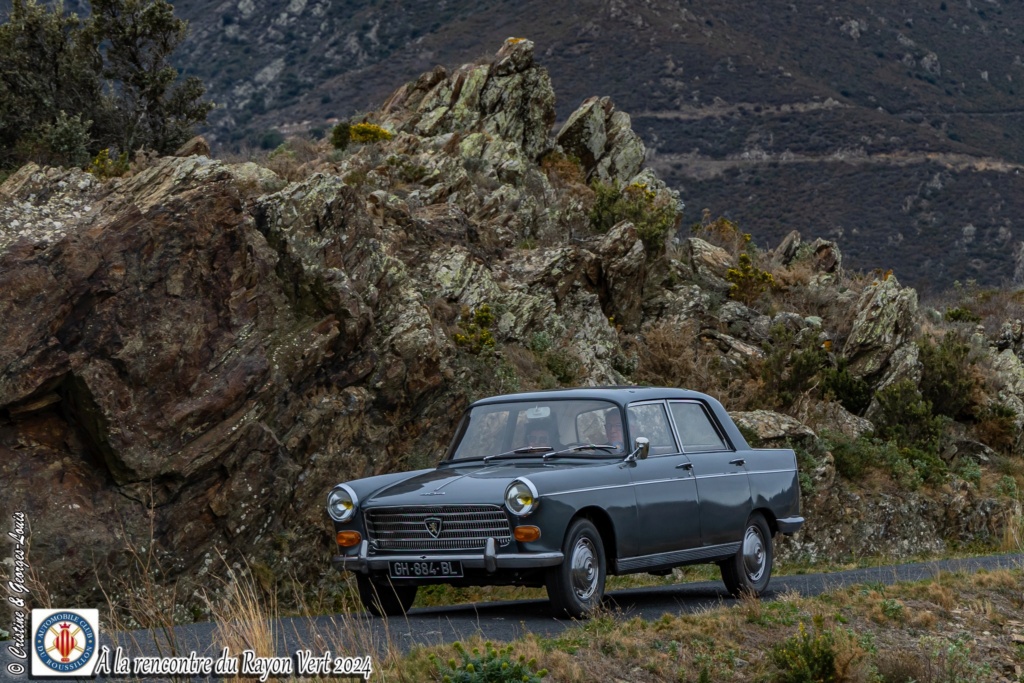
[365,505,513,551]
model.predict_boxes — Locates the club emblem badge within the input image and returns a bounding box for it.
[424,517,443,538]
[32,609,99,676]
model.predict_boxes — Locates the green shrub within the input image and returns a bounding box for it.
[528,331,552,354]
[349,122,393,144]
[918,333,977,420]
[759,325,825,409]
[330,121,351,150]
[944,306,981,323]
[770,620,838,683]
[826,434,878,480]
[727,253,777,306]
[690,209,753,256]
[974,402,1018,454]
[454,304,496,354]
[820,360,872,416]
[873,380,945,454]
[544,347,582,385]
[920,634,991,683]
[40,111,93,167]
[430,641,547,683]
[994,475,1019,499]
[879,598,904,621]
[898,444,948,487]
[955,458,982,487]
[589,180,679,254]
[87,148,129,178]
[825,431,947,488]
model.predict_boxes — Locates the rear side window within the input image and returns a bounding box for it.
[670,401,728,452]
[627,402,678,455]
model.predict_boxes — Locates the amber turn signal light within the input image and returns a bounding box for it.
[336,531,362,547]
[514,526,541,542]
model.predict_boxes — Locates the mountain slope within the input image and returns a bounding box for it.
[5,0,1020,289]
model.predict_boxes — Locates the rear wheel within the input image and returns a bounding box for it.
[720,512,773,597]
[356,574,417,617]
[546,518,606,618]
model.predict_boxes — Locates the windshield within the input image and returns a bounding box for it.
[446,399,624,461]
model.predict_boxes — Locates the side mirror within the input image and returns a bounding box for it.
[633,437,650,461]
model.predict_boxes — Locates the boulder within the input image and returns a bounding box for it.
[680,237,732,290]
[595,221,647,330]
[557,96,645,184]
[798,400,874,441]
[174,135,211,158]
[385,38,555,159]
[842,273,918,378]
[731,410,817,448]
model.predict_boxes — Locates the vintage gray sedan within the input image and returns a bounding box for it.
[327,387,803,617]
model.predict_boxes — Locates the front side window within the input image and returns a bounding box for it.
[626,402,678,456]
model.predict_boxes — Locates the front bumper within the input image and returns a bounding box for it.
[332,540,564,574]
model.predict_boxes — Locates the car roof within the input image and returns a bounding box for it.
[468,386,716,409]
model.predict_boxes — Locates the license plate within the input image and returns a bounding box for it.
[389,560,463,579]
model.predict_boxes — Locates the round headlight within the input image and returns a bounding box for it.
[505,478,539,517]
[327,485,358,522]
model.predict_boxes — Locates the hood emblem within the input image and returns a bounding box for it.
[424,517,443,538]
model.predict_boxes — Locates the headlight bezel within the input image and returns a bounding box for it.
[327,484,359,523]
[504,478,540,517]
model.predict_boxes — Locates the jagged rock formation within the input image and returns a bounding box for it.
[1,40,1020,613]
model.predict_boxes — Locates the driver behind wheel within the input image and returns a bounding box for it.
[605,410,624,451]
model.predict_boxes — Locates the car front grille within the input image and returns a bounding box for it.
[365,505,513,552]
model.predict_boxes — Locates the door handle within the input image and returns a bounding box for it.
[675,462,693,470]
[729,458,746,466]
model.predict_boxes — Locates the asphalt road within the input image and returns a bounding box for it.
[3,553,1022,680]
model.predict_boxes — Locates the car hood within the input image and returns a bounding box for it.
[363,460,600,507]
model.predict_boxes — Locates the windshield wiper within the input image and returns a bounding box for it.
[543,443,617,459]
[482,446,554,462]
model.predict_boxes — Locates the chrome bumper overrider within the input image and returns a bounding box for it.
[332,540,564,574]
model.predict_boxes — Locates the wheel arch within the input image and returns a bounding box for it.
[752,507,779,536]
[570,506,618,564]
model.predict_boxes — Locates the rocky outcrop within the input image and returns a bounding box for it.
[842,273,918,378]
[556,96,646,184]
[781,482,1023,564]
[381,38,555,159]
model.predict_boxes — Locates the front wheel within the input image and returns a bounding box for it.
[720,512,773,597]
[355,574,417,617]
[546,518,606,618]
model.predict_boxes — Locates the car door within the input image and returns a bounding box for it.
[668,400,751,547]
[625,401,702,557]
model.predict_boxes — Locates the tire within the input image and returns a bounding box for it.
[546,518,606,618]
[356,574,417,617]
[720,512,773,597]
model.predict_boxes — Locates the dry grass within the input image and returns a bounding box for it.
[1001,509,1024,552]
[385,569,1024,682]
[203,555,280,681]
[632,319,763,409]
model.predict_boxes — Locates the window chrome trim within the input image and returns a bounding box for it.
[625,399,682,458]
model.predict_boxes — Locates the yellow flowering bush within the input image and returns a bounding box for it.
[349,123,393,144]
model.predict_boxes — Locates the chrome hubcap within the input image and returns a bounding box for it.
[570,537,599,600]
[742,526,766,582]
